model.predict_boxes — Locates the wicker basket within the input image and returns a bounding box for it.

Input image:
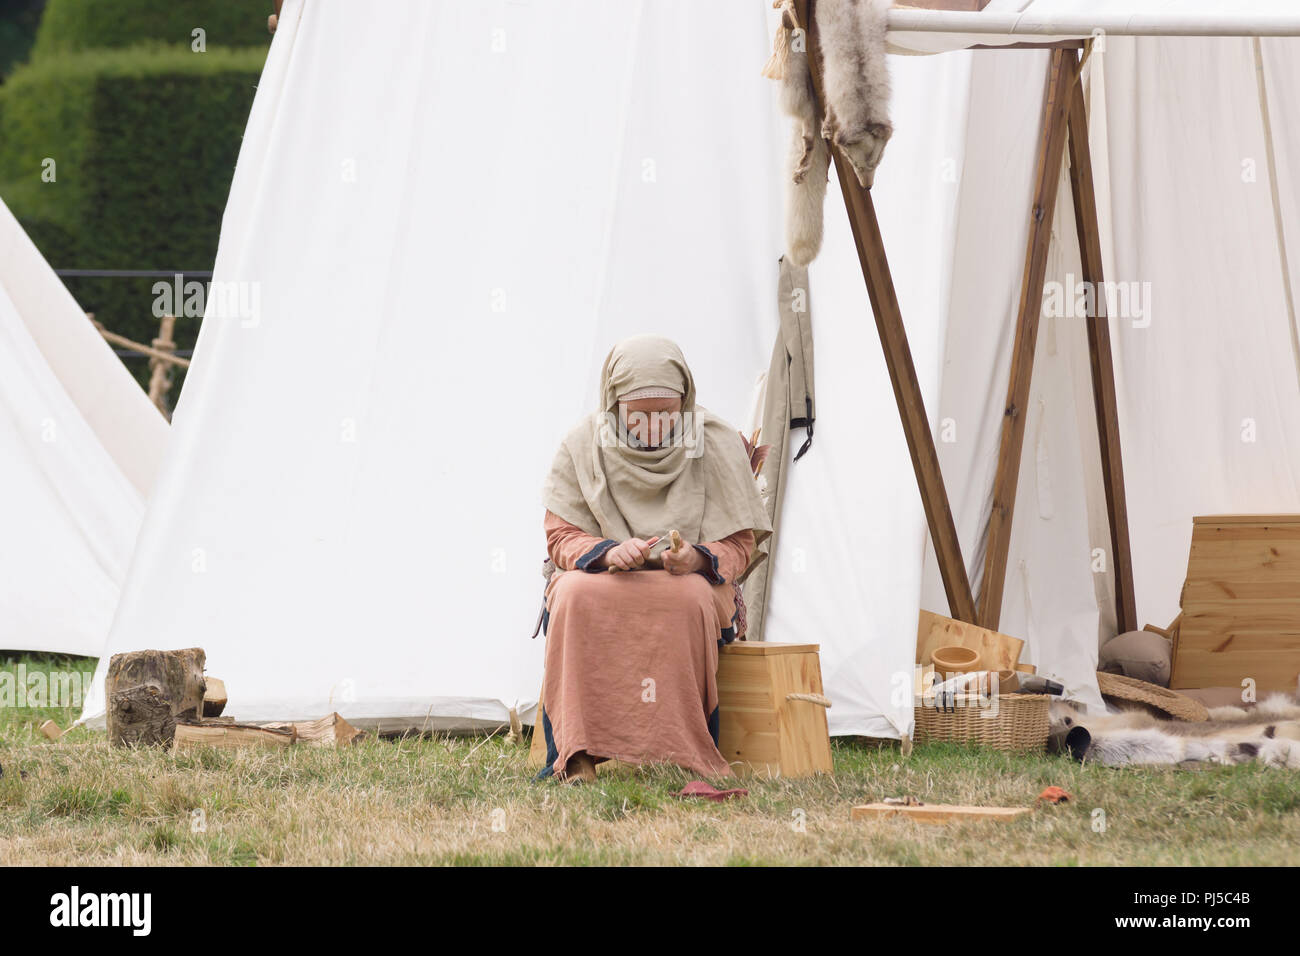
[913,692,1050,752]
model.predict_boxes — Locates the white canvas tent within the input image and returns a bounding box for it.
[910,28,1300,719]
[82,0,1300,738]
[0,198,168,657]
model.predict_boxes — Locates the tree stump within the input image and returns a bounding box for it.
[106,648,206,747]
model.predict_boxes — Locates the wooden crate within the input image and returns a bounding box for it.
[528,642,833,778]
[717,641,833,778]
[1171,515,1300,692]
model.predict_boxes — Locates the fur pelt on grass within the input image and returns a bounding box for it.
[1050,693,1300,769]
[767,0,891,266]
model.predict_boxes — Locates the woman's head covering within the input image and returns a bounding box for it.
[617,385,680,402]
[543,334,771,548]
[600,334,694,411]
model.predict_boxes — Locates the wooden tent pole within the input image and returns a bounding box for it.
[1065,54,1138,633]
[977,49,1077,630]
[795,0,977,622]
[147,313,179,415]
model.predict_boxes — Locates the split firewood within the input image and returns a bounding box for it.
[202,677,228,718]
[172,722,294,753]
[261,713,363,747]
[105,648,206,747]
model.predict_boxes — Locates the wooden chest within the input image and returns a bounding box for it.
[717,641,833,778]
[1171,515,1300,692]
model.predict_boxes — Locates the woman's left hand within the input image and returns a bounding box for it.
[662,540,705,576]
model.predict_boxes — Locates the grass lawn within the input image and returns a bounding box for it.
[3,653,1299,866]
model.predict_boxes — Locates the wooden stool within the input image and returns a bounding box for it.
[717,641,833,778]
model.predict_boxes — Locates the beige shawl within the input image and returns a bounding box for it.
[543,335,772,547]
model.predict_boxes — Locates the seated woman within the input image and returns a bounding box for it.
[538,334,771,783]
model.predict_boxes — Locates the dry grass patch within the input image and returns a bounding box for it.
[3,654,1299,865]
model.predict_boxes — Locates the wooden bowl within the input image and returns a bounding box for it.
[930,644,980,675]
[994,669,1020,694]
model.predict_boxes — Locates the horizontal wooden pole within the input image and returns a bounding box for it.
[92,320,191,368]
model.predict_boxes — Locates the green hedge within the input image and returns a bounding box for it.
[32,0,270,58]
[0,43,266,393]
[0,0,47,79]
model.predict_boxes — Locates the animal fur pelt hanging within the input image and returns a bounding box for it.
[1050,694,1300,769]
[764,0,892,267]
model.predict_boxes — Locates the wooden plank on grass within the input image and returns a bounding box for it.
[851,803,1032,824]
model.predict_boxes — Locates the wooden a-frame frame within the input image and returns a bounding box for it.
[789,0,1138,634]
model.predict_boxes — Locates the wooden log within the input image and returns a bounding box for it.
[105,648,206,747]
[202,677,228,718]
[109,682,176,748]
[172,722,294,752]
[851,802,1032,824]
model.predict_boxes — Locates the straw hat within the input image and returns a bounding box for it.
[1096,671,1209,722]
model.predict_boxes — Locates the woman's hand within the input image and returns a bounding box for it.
[601,536,660,571]
[663,539,706,575]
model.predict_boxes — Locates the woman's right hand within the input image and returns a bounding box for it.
[601,536,661,571]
